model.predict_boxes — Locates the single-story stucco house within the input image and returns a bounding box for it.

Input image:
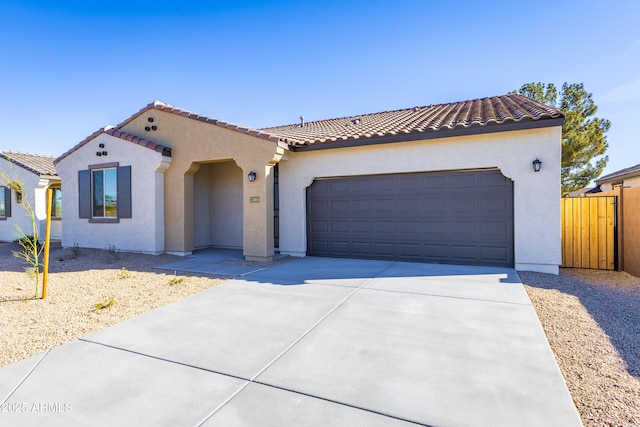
[54,94,564,274]
[0,151,61,242]
[594,163,640,191]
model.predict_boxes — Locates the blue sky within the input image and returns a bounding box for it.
[1,1,638,179]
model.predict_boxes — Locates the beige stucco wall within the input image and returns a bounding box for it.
[600,175,640,191]
[193,161,243,249]
[120,110,283,260]
[277,126,562,274]
[55,133,170,253]
[0,158,61,242]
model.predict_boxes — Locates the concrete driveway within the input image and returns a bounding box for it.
[0,257,582,426]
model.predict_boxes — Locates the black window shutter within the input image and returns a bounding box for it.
[5,187,11,217]
[78,170,91,218]
[117,166,132,218]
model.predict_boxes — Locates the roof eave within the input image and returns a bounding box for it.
[595,166,640,185]
[288,117,565,152]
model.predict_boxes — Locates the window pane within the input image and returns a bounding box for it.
[51,188,62,217]
[104,169,117,217]
[0,188,5,217]
[93,170,104,217]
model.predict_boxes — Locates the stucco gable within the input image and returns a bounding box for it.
[116,101,281,144]
[54,126,171,165]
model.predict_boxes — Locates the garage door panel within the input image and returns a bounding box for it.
[373,178,396,192]
[309,220,329,233]
[352,199,371,211]
[481,196,510,212]
[352,241,373,255]
[330,241,350,254]
[482,222,510,239]
[309,200,329,213]
[422,174,449,188]
[331,221,350,233]
[398,175,422,190]
[331,200,349,212]
[352,221,371,233]
[452,197,477,212]
[373,242,396,256]
[398,198,420,211]
[398,243,421,257]
[309,240,329,253]
[423,197,448,213]
[451,222,478,236]
[373,221,395,234]
[373,199,395,212]
[480,171,510,187]
[398,221,420,234]
[423,244,450,258]
[306,170,513,267]
[329,180,350,193]
[452,245,481,260]
[482,246,509,262]
[450,173,477,188]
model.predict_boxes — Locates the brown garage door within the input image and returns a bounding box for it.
[306,169,514,267]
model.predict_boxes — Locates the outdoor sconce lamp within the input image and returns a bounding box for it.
[248,171,257,182]
[532,158,542,172]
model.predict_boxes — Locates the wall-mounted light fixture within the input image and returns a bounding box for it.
[532,158,542,172]
[248,171,257,182]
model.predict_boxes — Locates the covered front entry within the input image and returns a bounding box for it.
[306,169,514,267]
[193,161,243,250]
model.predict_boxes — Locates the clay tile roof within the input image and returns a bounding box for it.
[0,151,58,176]
[261,94,564,148]
[117,101,282,144]
[54,126,172,165]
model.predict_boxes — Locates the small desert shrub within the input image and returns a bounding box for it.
[71,243,81,259]
[168,276,185,286]
[107,244,120,262]
[95,296,115,310]
[117,267,131,279]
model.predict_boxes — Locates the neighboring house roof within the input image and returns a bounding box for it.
[0,151,58,176]
[54,126,172,165]
[595,163,640,185]
[566,187,600,197]
[262,94,564,150]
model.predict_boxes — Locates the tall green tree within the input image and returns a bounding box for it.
[511,82,610,193]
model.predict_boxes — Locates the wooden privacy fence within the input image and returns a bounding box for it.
[560,196,616,270]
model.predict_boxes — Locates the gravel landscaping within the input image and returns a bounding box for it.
[1,242,639,426]
[521,269,640,427]
[0,242,226,368]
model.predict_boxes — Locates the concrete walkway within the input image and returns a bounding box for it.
[0,257,582,426]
